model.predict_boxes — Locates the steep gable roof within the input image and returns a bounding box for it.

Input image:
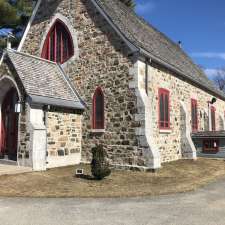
[17,0,224,100]
[92,0,225,99]
[6,49,84,109]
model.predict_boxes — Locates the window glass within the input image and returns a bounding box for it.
[159,89,170,129]
[93,88,104,129]
[41,20,74,64]
[191,99,198,131]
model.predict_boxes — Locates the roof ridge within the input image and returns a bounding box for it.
[123,4,208,76]
[104,0,184,53]
[100,1,202,69]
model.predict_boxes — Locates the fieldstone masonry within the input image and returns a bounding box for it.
[18,103,31,167]
[0,0,224,170]
[21,0,142,168]
[47,110,82,168]
[139,60,225,163]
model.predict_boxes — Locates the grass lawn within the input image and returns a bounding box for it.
[0,158,224,198]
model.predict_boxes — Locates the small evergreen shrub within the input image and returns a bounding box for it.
[91,145,111,180]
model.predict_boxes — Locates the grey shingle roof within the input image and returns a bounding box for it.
[6,49,84,109]
[94,0,225,99]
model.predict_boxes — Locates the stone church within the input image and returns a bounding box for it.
[0,0,225,171]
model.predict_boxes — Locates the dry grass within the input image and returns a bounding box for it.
[0,158,224,198]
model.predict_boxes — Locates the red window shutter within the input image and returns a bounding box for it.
[191,99,198,131]
[92,88,104,129]
[158,88,170,129]
[211,106,216,131]
[41,19,74,64]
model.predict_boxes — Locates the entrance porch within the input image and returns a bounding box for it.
[0,49,84,171]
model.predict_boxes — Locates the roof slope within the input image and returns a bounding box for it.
[94,0,225,99]
[7,49,84,109]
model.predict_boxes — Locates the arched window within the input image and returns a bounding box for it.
[158,88,170,129]
[41,20,74,64]
[92,88,104,129]
[191,99,198,131]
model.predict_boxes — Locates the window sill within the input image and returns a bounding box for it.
[159,129,172,134]
[91,129,105,133]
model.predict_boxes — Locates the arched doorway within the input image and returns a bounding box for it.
[0,88,19,161]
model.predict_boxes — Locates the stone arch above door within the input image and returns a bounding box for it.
[0,75,22,162]
[0,75,22,104]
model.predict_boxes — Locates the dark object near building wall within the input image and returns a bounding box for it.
[91,145,111,180]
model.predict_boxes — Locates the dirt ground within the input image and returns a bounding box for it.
[0,158,224,198]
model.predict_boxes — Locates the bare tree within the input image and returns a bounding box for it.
[213,68,225,92]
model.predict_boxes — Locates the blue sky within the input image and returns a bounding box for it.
[135,0,225,78]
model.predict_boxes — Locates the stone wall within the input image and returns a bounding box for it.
[18,0,225,168]
[137,60,225,163]
[20,0,141,168]
[46,109,82,168]
[18,103,31,166]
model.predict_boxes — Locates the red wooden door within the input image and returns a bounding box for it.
[1,88,19,161]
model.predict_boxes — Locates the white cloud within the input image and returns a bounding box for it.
[191,52,225,60]
[204,68,225,79]
[135,1,155,15]
[205,69,220,77]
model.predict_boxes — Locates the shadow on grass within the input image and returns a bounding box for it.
[75,174,96,181]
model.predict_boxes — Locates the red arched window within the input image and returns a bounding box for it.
[41,20,74,64]
[191,99,198,131]
[92,88,104,129]
[158,88,170,129]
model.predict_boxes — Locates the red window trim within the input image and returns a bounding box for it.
[92,87,105,130]
[41,19,74,64]
[203,139,219,153]
[158,88,170,130]
[191,98,198,131]
[211,106,216,131]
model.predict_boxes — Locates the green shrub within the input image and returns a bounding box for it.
[91,145,111,180]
